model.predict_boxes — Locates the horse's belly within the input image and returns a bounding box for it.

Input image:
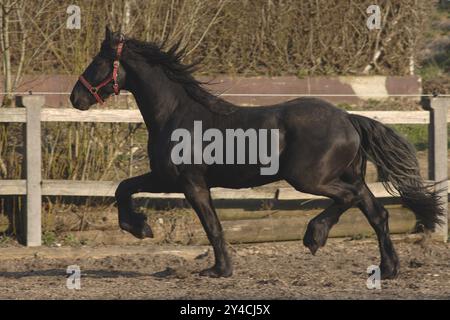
[206,164,281,188]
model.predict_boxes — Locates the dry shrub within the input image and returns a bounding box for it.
[2,0,431,76]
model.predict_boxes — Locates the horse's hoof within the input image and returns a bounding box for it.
[119,220,154,239]
[380,263,400,280]
[136,222,154,239]
[303,235,319,255]
[303,220,329,255]
[199,266,233,278]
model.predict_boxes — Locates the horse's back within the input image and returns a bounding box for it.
[229,97,348,122]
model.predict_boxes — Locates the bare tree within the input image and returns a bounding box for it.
[0,0,13,106]
[1,0,55,106]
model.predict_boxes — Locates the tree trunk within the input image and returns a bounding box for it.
[1,0,13,107]
[121,0,131,34]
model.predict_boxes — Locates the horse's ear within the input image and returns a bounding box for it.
[105,26,112,41]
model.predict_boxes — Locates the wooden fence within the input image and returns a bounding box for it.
[0,95,448,246]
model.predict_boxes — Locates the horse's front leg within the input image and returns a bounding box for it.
[181,173,232,278]
[115,172,172,239]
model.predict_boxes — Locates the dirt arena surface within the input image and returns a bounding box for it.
[0,236,448,299]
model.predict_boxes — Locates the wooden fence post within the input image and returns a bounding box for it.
[16,95,44,246]
[423,97,449,242]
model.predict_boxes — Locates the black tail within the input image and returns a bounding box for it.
[349,114,444,232]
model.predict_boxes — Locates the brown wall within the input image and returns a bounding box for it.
[0,75,421,108]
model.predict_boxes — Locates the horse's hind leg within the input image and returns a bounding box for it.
[296,178,400,279]
[303,202,351,255]
[292,179,361,254]
[358,183,399,279]
[301,167,365,254]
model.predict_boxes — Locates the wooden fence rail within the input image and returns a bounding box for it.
[3,108,449,124]
[2,179,450,199]
[0,95,448,246]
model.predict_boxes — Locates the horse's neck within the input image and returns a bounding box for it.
[127,64,193,134]
[125,61,238,134]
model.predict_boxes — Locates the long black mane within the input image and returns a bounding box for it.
[113,38,238,115]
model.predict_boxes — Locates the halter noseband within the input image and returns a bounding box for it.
[79,40,124,105]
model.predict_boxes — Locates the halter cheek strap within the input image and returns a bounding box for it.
[112,42,124,95]
[79,41,124,105]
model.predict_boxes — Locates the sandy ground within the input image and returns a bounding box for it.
[0,236,448,300]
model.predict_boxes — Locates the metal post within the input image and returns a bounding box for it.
[424,97,449,242]
[16,95,44,246]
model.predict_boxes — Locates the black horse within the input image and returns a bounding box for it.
[70,28,443,279]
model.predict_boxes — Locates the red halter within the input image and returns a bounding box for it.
[79,41,124,104]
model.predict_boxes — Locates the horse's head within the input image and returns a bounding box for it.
[70,27,127,110]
